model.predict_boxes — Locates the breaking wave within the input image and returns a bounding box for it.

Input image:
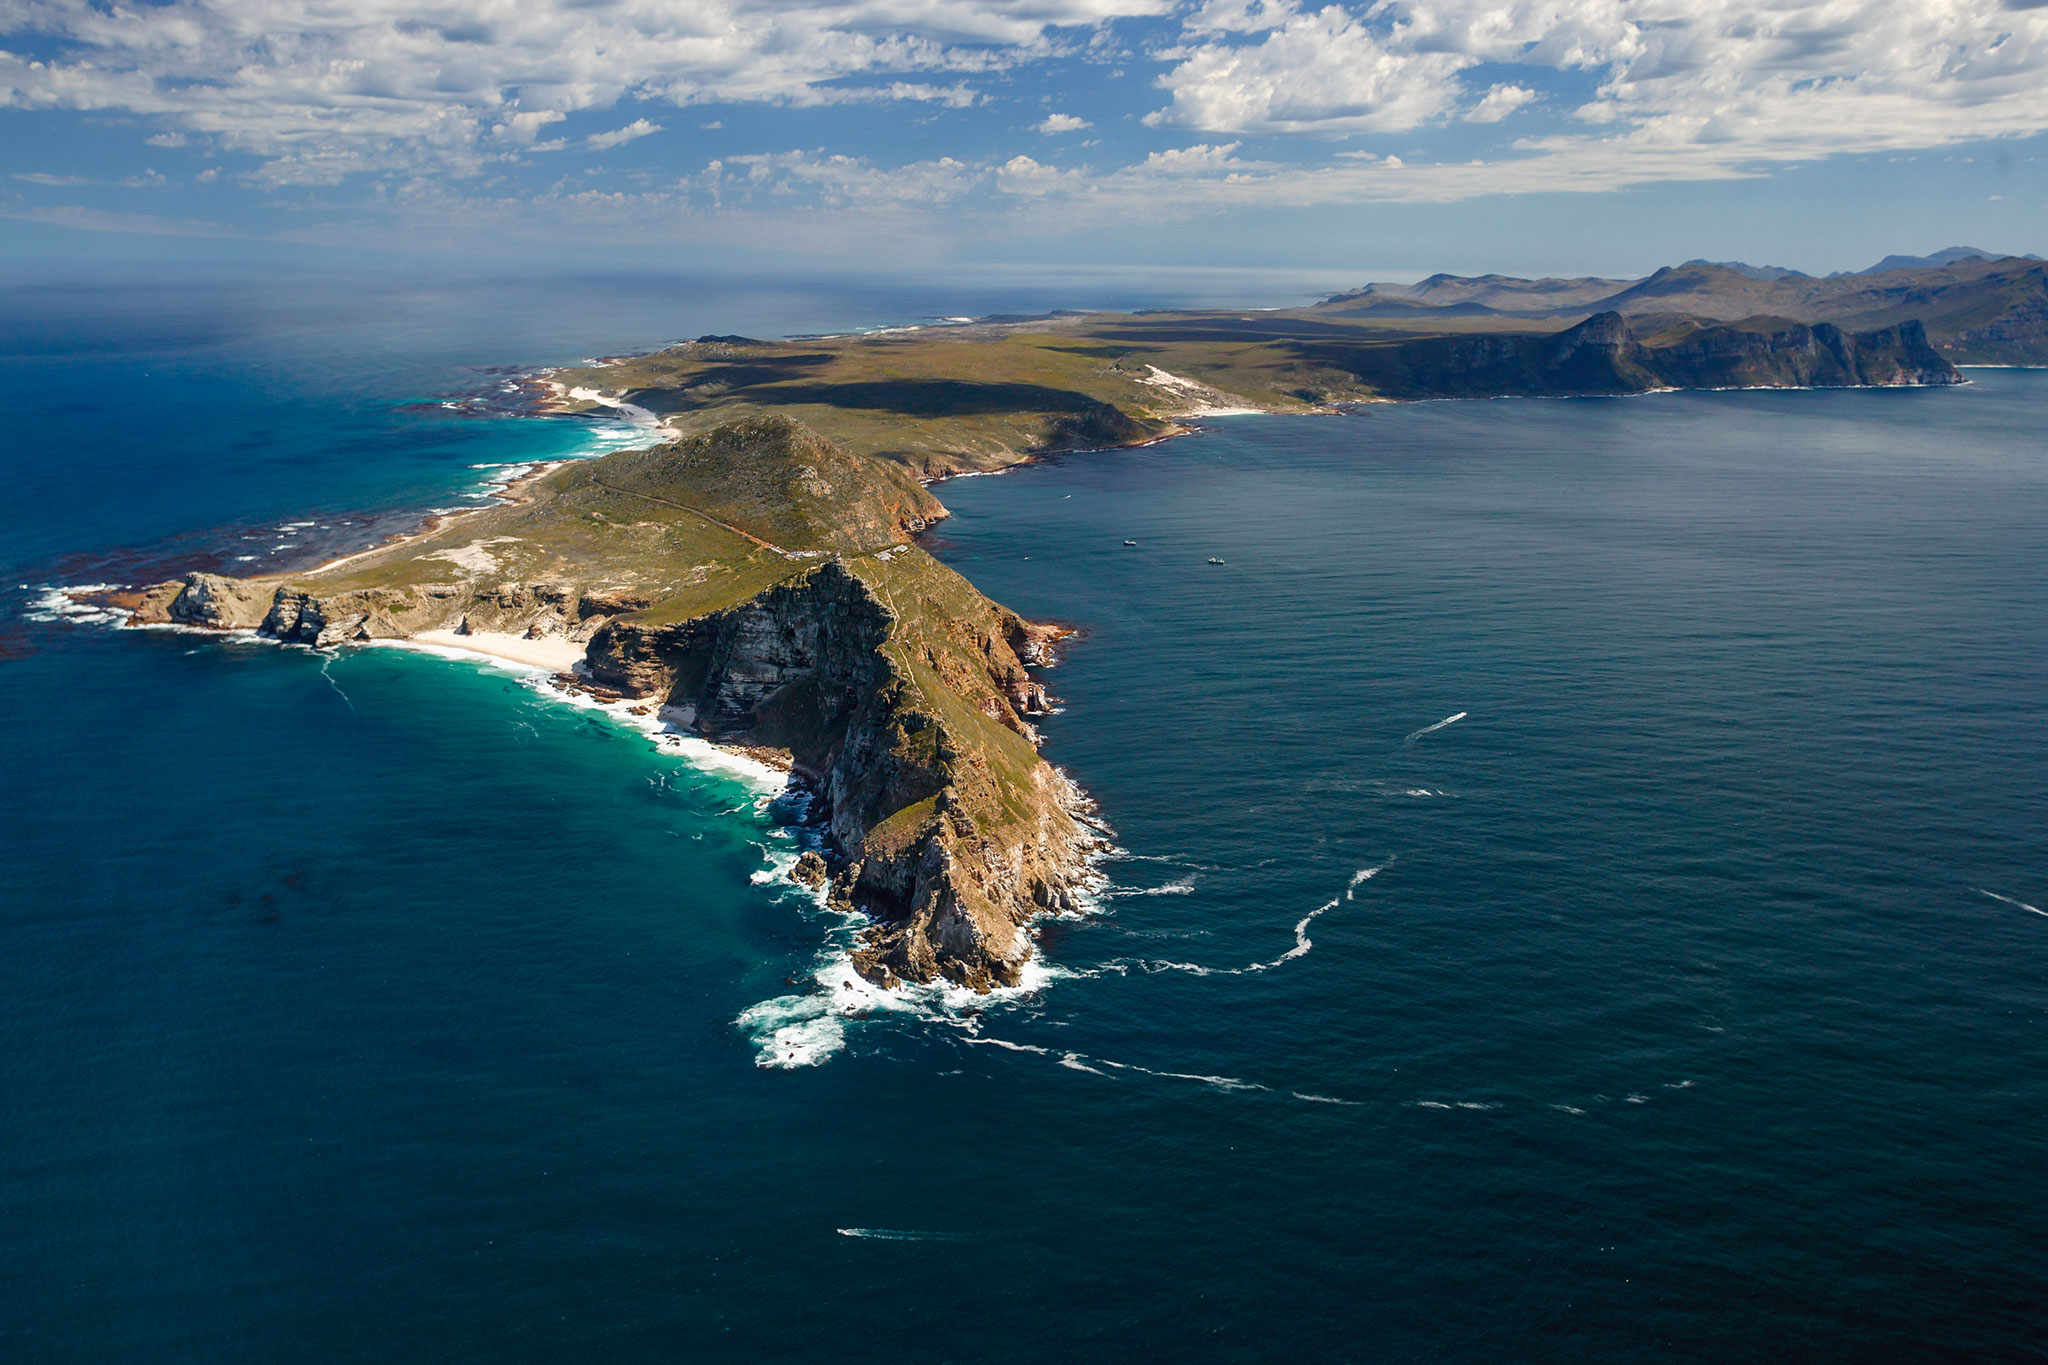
[22,583,130,627]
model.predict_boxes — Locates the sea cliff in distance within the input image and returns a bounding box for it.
[1325,247,2048,367]
[111,254,1986,990]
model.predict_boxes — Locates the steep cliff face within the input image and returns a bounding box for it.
[1330,311,1961,397]
[585,552,1095,990]
[1645,318,1961,387]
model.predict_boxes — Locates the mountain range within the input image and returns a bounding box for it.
[1324,249,2048,364]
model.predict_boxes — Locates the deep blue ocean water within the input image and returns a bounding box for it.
[3,278,2046,1361]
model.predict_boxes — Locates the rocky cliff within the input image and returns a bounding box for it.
[1316,311,1960,398]
[130,415,1100,991]
[1315,256,2048,364]
[584,552,1092,988]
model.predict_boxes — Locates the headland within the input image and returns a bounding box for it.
[114,270,1985,989]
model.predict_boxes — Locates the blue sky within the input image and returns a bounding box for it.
[3,0,2045,280]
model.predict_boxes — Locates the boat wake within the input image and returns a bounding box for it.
[957,1032,1265,1094]
[1981,888,2048,918]
[1103,873,1199,897]
[1405,711,1467,742]
[1096,864,1386,978]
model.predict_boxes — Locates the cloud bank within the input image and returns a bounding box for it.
[3,0,2045,233]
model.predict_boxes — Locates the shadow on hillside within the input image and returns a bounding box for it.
[730,379,1111,416]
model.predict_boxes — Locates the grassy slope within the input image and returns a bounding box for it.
[548,311,1590,477]
[288,413,945,623]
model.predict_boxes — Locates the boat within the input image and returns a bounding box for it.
[1208,557,1226,565]
[1123,540,1137,546]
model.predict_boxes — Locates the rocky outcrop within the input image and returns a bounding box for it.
[133,572,273,630]
[587,554,1098,990]
[134,574,638,650]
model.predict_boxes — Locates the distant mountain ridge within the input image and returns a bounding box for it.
[1682,260,1810,281]
[1843,246,2041,276]
[1321,250,2048,363]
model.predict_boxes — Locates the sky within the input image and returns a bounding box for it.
[3,0,2046,280]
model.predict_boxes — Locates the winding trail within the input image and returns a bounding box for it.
[587,474,786,554]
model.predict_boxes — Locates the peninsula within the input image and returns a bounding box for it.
[125,271,1975,989]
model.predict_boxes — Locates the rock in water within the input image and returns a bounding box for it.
[790,851,828,887]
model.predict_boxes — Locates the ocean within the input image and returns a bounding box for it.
[3,275,2045,1361]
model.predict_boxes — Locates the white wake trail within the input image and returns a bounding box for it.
[1405,711,1467,742]
[319,654,358,715]
[1981,889,2048,918]
[1111,864,1387,978]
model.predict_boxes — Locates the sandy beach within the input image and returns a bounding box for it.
[410,628,587,671]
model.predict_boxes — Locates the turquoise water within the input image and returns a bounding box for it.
[4,280,2047,1359]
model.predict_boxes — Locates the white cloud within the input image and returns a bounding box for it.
[1183,0,1295,34]
[997,153,1085,194]
[1146,5,1472,134]
[709,149,988,206]
[0,0,1169,183]
[12,169,166,187]
[1146,0,2048,175]
[811,82,982,108]
[1139,142,1243,173]
[1466,83,1535,124]
[587,118,662,150]
[4,0,2048,223]
[0,204,236,237]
